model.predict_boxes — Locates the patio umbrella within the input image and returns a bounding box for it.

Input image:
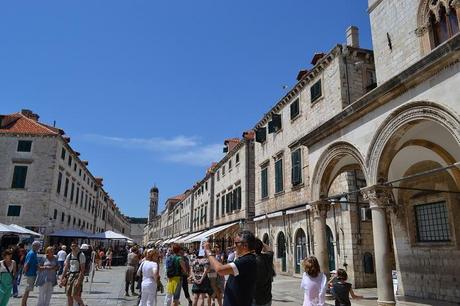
[0,223,23,234]
[9,224,41,237]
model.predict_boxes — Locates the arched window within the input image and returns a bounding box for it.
[262,233,270,245]
[419,0,460,49]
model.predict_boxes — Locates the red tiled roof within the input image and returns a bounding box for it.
[0,112,59,136]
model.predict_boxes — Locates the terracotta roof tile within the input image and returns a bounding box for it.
[0,112,59,136]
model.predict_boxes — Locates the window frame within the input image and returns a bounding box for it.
[17,140,32,152]
[6,205,22,217]
[275,158,284,193]
[11,165,28,189]
[291,148,303,187]
[261,166,269,199]
[310,79,323,103]
[290,98,300,121]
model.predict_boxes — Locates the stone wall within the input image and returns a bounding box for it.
[369,0,422,84]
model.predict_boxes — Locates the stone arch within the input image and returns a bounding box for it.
[311,141,368,201]
[366,101,460,185]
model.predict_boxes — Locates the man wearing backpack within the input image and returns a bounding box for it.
[60,242,86,306]
[164,243,187,306]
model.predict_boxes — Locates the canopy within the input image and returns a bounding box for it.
[9,224,41,237]
[187,222,239,243]
[175,231,205,244]
[48,229,92,238]
[92,230,131,240]
[0,223,23,234]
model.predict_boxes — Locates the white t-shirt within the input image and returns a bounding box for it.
[65,252,86,273]
[57,250,67,261]
[138,260,158,292]
[0,260,16,274]
[301,272,327,306]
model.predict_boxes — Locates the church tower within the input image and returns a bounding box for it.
[149,185,159,223]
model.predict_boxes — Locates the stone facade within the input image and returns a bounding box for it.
[0,111,130,237]
[143,2,460,303]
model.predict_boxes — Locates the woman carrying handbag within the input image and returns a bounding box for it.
[0,249,16,306]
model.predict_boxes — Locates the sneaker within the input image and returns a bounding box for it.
[131,292,138,296]
[125,293,130,297]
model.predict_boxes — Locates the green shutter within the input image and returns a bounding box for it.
[275,159,283,193]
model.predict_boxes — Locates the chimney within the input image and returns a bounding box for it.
[21,109,40,121]
[346,26,359,48]
[224,138,240,153]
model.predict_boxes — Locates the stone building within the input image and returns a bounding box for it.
[0,109,130,236]
[253,27,376,286]
[210,133,255,247]
[144,1,460,303]
[127,217,148,244]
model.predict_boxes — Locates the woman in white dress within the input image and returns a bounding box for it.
[300,256,327,306]
[137,249,159,306]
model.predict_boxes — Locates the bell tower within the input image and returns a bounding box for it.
[149,185,159,223]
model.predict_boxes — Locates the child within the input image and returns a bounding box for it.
[300,256,327,306]
[332,269,363,306]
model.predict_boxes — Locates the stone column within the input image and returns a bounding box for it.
[311,200,330,274]
[362,185,396,306]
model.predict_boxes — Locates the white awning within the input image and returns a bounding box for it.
[175,231,204,244]
[0,223,23,234]
[8,224,41,237]
[168,235,185,243]
[187,222,239,243]
[253,215,266,222]
[267,211,283,219]
[286,206,308,215]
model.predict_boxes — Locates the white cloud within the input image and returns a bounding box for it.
[81,134,223,166]
[82,134,199,152]
[165,143,224,166]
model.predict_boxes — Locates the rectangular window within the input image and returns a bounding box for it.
[291,149,302,186]
[17,140,32,152]
[216,198,220,218]
[79,169,82,176]
[11,165,28,189]
[232,189,238,211]
[226,193,232,213]
[236,153,240,164]
[73,163,77,172]
[7,205,21,217]
[237,187,242,209]
[53,209,57,220]
[290,98,300,120]
[261,167,268,199]
[229,160,232,170]
[275,159,284,193]
[68,156,72,167]
[61,148,66,160]
[57,172,63,194]
[64,178,69,198]
[415,202,450,242]
[310,79,322,103]
[70,182,75,201]
[217,170,220,181]
[61,212,65,222]
[76,187,80,204]
[222,165,226,176]
[221,195,225,216]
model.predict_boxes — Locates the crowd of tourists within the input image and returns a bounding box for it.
[125,230,363,306]
[0,231,364,306]
[0,240,121,306]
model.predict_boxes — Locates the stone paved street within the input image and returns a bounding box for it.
[9,267,458,306]
[9,266,136,306]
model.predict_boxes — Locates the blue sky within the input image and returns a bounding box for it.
[1,0,372,217]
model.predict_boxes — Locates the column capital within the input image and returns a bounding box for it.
[310,199,330,219]
[361,185,395,210]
